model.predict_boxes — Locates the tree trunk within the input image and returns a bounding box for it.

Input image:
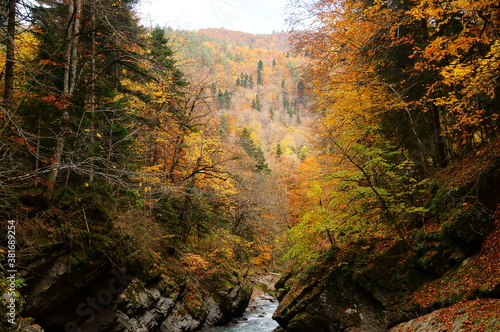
[3,0,16,107]
[47,129,66,190]
[1,0,16,135]
[89,7,96,182]
[35,113,42,182]
[47,0,83,193]
[431,104,448,168]
[63,0,82,95]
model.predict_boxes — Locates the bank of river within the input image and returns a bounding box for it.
[201,300,279,332]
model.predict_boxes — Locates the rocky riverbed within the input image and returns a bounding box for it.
[201,273,281,332]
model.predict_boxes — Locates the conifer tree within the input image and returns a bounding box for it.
[251,95,262,111]
[276,143,283,158]
[257,60,264,85]
[239,127,270,173]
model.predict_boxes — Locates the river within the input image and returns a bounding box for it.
[201,300,279,332]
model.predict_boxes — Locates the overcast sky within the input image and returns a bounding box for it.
[137,0,290,34]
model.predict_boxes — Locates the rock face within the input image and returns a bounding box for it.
[274,220,500,331]
[21,250,121,331]
[20,250,252,332]
[273,242,409,332]
[390,299,500,332]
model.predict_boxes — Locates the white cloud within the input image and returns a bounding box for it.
[136,0,290,34]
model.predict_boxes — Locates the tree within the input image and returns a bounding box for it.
[257,68,263,85]
[257,59,264,85]
[295,0,500,171]
[0,4,306,291]
[284,0,431,253]
[239,127,270,173]
[218,89,232,109]
[219,113,229,139]
[21,0,148,193]
[2,0,16,109]
[281,0,500,262]
[276,143,283,158]
[297,79,306,104]
[238,72,255,88]
[251,94,262,112]
[282,91,292,116]
[408,0,500,157]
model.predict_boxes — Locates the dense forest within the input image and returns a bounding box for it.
[273,0,500,331]
[1,0,500,331]
[0,0,308,330]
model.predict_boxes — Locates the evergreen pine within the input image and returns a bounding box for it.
[258,59,264,71]
[257,69,263,85]
[276,143,283,158]
[251,95,262,111]
[238,127,270,173]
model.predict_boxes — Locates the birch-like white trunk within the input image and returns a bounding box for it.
[47,0,83,192]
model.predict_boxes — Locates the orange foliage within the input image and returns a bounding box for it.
[412,217,500,307]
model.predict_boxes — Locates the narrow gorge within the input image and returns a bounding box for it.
[2,0,500,331]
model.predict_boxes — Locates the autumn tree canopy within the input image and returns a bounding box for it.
[282,0,500,260]
[0,0,313,281]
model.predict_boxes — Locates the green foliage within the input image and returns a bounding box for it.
[257,59,264,71]
[282,91,292,116]
[276,143,283,158]
[153,187,229,244]
[0,10,299,331]
[149,27,189,88]
[218,89,232,109]
[238,127,271,173]
[251,94,262,111]
[286,134,431,263]
[237,72,254,88]
[257,59,264,85]
[218,113,230,139]
[257,68,263,85]
[441,205,492,254]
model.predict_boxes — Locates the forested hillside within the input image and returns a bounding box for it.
[0,0,316,328]
[0,1,307,330]
[162,27,314,264]
[1,0,500,331]
[272,0,500,331]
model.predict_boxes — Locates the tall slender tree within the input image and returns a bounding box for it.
[23,0,145,193]
[3,0,16,108]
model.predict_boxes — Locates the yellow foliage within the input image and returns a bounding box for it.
[183,253,210,272]
[252,252,272,265]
